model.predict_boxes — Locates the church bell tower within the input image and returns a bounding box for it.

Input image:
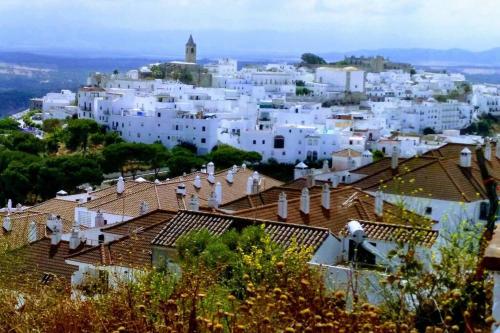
[185,34,197,64]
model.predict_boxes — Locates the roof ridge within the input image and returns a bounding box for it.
[356,219,437,232]
[174,209,331,232]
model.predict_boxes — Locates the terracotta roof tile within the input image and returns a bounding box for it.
[340,219,438,247]
[233,187,433,235]
[151,210,330,251]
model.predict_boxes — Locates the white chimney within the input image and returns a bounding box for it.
[277,192,288,220]
[201,164,207,174]
[241,163,247,170]
[50,229,61,246]
[16,203,22,213]
[207,173,215,184]
[207,191,218,208]
[300,188,310,215]
[496,140,500,159]
[28,221,37,243]
[391,146,399,170]
[226,170,234,183]
[46,214,62,233]
[95,210,105,228]
[460,147,472,168]
[332,175,340,188]
[252,171,260,181]
[375,191,383,217]
[116,176,125,194]
[194,175,202,189]
[294,161,309,180]
[246,176,253,195]
[207,161,215,175]
[139,201,149,215]
[188,194,200,211]
[252,178,260,194]
[7,199,12,214]
[485,141,492,161]
[322,160,330,172]
[362,150,373,165]
[176,183,187,196]
[154,179,161,184]
[232,165,238,173]
[2,215,12,232]
[215,182,223,205]
[69,226,82,250]
[321,183,330,209]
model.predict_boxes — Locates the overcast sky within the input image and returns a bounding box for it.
[0,0,499,56]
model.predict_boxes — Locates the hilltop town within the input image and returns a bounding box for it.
[0,35,498,332]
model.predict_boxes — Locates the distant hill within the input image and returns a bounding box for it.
[321,48,500,66]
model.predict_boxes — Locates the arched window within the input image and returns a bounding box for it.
[274,135,285,149]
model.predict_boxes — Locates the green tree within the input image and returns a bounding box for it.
[372,149,385,162]
[300,53,327,65]
[64,119,100,153]
[102,142,154,177]
[42,119,62,133]
[150,144,171,178]
[0,118,19,132]
[166,146,205,177]
[422,127,436,135]
[207,144,262,169]
[2,132,45,155]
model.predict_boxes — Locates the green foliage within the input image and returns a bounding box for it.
[42,118,63,133]
[150,65,165,79]
[255,158,295,182]
[380,221,490,331]
[64,118,100,152]
[207,144,262,169]
[300,53,327,65]
[462,115,498,136]
[422,127,436,135]
[372,149,385,162]
[296,86,312,96]
[0,118,19,132]
[102,142,154,176]
[295,80,305,87]
[0,131,45,155]
[166,146,205,177]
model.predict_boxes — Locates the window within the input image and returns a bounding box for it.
[202,126,206,132]
[425,206,432,215]
[253,140,256,145]
[262,140,265,144]
[274,135,285,149]
[348,240,376,266]
[157,112,161,117]
[201,138,206,144]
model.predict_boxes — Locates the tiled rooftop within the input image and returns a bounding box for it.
[151,210,331,251]
[341,219,438,247]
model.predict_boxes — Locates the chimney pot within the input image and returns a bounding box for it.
[207,161,215,175]
[459,147,472,168]
[194,175,202,188]
[485,141,492,161]
[188,194,200,211]
[300,188,310,214]
[278,192,288,220]
[391,146,399,170]
[116,176,125,194]
[321,183,330,209]
[2,215,12,232]
[375,191,383,217]
[226,170,234,183]
[207,191,218,208]
[215,182,223,204]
